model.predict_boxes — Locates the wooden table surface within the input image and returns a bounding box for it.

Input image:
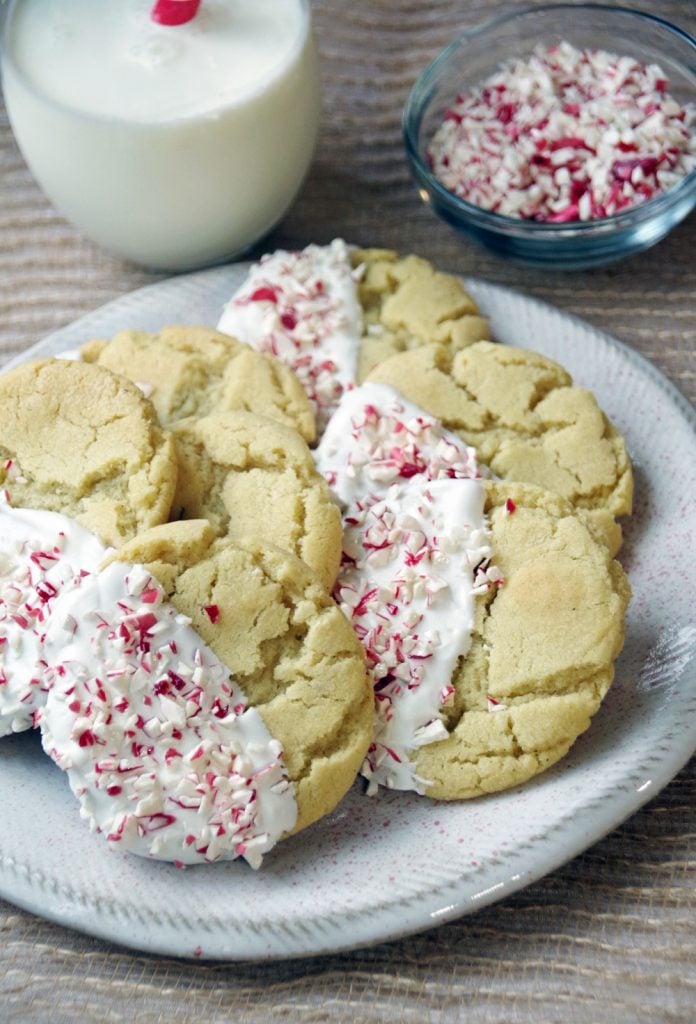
[1,2,694,1021]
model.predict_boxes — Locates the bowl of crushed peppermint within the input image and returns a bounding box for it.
[403,3,696,269]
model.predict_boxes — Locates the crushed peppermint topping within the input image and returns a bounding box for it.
[315,382,481,508]
[217,239,363,433]
[203,604,220,624]
[0,503,106,737]
[334,478,501,794]
[3,458,28,486]
[39,561,297,868]
[428,41,696,222]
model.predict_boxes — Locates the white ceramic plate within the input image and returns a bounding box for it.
[0,266,694,961]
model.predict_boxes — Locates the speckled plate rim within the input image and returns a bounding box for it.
[0,264,694,961]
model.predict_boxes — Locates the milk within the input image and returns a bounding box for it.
[1,0,321,269]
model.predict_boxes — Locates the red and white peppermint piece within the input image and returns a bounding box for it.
[217,239,362,433]
[150,0,201,27]
[0,502,106,737]
[39,561,297,868]
[428,41,695,222]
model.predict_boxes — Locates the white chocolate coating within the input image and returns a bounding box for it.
[39,561,297,868]
[335,478,501,794]
[218,239,362,433]
[315,381,481,507]
[319,385,500,793]
[0,500,106,737]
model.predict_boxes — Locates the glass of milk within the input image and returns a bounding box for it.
[1,0,321,270]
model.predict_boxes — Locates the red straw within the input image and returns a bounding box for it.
[151,0,202,27]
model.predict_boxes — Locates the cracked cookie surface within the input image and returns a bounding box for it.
[369,341,633,552]
[170,410,342,589]
[82,325,316,443]
[352,248,490,381]
[414,481,630,799]
[113,521,373,835]
[0,358,177,547]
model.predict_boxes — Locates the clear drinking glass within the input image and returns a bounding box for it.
[1,0,322,270]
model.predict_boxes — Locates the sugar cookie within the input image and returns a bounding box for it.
[170,410,342,588]
[411,482,629,798]
[39,521,372,865]
[218,238,362,433]
[353,247,490,381]
[369,341,632,552]
[83,325,316,443]
[0,358,177,547]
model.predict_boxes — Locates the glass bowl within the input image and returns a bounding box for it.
[403,4,696,270]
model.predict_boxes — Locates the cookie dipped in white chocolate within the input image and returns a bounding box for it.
[315,381,480,507]
[39,561,297,868]
[335,478,502,793]
[0,499,106,736]
[218,239,362,433]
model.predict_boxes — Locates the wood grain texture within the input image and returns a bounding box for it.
[0,1,694,1021]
